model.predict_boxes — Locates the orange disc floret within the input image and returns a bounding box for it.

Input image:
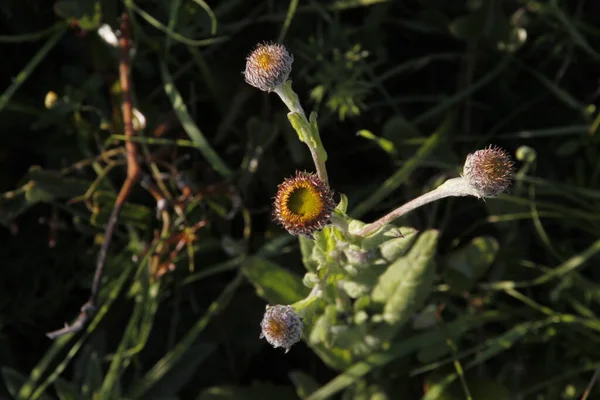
[260,305,303,353]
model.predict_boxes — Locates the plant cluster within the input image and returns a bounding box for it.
[245,44,515,368]
[1,1,600,399]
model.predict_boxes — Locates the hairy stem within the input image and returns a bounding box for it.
[355,177,477,237]
[274,83,329,185]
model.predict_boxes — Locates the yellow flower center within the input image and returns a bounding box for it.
[265,319,285,338]
[273,171,334,236]
[256,53,274,71]
[287,187,322,218]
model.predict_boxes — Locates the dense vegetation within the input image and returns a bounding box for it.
[1,1,600,399]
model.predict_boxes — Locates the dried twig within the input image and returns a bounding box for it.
[581,364,600,400]
[47,13,140,339]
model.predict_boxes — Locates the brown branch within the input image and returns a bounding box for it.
[47,13,140,339]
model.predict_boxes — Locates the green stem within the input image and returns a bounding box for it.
[274,82,329,185]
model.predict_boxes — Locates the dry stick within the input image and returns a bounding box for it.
[47,13,140,339]
[581,365,600,400]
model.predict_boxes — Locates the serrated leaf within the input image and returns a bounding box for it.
[242,257,309,304]
[372,230,439,326]
[442,237,499,293]
[197,382,299,400]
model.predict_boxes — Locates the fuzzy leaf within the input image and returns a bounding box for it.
[242,257,309,304]
[299,235,318,272]
[378,227,419,262]
[372,230,439,326]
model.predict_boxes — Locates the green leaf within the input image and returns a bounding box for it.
[160,60,232,177]
[197,382,299,400]
[242,257,309,304]
[442,237,499,293]
[90,192,153,228]
[424,372,510,400]
[289,370,320,399]
[378,227,419,262]
[336,193,348,214]
[54,377,81,400]
[81,350,103,398]
[449,1,511,44]
[3,367,53,400]
[351,113,449,217]
[372,230,439,326]
[306,311,503,400]
[3,367,26,399]
[299,235,318,272]
[307,306,354,370]
[0,166,112,225]
[356,129,396,155]
[54,0,102,30]
[148,343,216,398]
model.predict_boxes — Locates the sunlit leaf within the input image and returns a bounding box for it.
[372,230,439,326]
[242,257,309,304]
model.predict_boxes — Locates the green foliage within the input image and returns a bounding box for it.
[2,0,600,399]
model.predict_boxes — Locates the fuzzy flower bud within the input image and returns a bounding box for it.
[273,171,335,237]
[244,43,293,92]
[355,145,516,237]
[462,146,515,198]
[260,305,303,353]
